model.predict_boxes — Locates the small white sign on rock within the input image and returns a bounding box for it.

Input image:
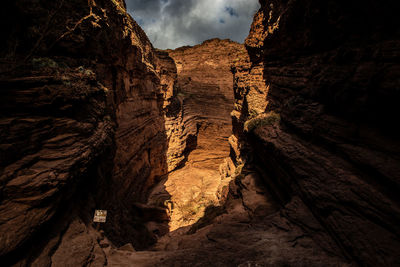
[93,210,107,223]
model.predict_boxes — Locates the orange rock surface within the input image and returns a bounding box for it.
[148,39,244,231]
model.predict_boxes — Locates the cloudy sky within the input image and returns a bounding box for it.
[125,0,260,49]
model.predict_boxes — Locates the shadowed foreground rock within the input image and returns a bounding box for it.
[0,0,172,264]
[230,0,400,265]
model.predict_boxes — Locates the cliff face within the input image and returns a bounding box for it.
[166,39,244,171]
[0,1,244,262]
[0,0,172,264]
[231,0,400,265]
[146,39,244,231]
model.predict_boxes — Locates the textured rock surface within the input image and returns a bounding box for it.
[0,65,113,266]
[231,0,400,265]
[166,39,244,172]
[154,49,194,173]
[95,161,348,266]
[0,0,171,264]
[147,39,244,230]
[136,37,348,265]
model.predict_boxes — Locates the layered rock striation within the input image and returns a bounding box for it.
[230,0,400,265]
[166,39,244,171]
[147,39,245,230]
[0,0,176,264]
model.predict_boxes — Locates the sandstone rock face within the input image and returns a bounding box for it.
[147,39,244,230]
[0,0,171,264]
[231,0,400,265]
[154,49,193,173]
[0,64,114,266]
[166,39,244,172]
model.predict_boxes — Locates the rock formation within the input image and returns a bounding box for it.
[147,39,244,231]
[166,39,243,171]
[0,0,171,264]
[230,0,400,265]
[0,0,399,266]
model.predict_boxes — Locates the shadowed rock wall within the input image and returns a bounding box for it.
[0,0,175,264]
[231,0,400,265]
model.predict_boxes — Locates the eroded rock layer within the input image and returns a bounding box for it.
[230,0,400,265]
[147,39,245,231]
[0,0,173,264]
[166,39,244,171]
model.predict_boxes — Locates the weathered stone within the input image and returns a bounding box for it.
[0,0,170,263]
[231,0,400,265]
[147,39,245,231]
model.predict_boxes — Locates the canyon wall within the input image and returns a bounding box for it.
[0,0,176,264]
[147,39,244,231]
[0,1,243,263]
[231,0,400,265]
[165,39,244,171]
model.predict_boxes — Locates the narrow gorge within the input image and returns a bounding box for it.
[0,0,399,266]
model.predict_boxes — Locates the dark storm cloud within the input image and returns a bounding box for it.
[125,0,260,49]
[225,7,239,17]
